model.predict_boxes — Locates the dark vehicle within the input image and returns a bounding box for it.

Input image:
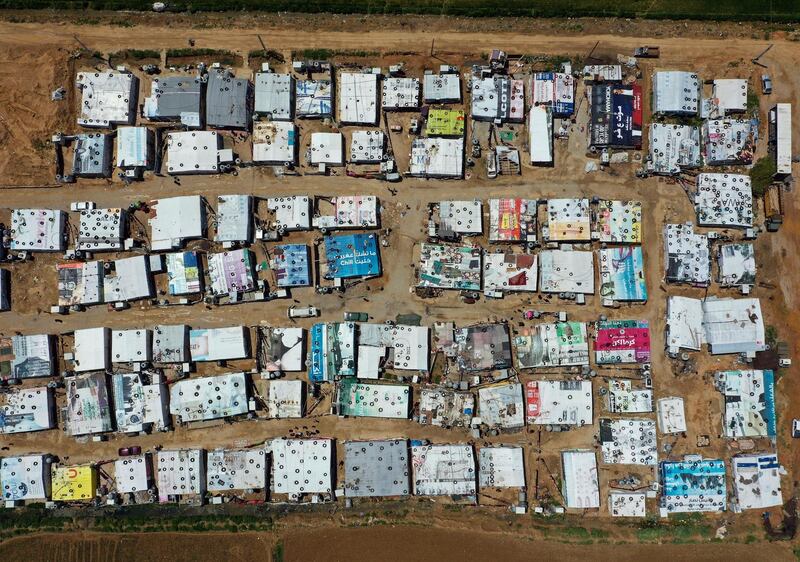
[634,46,660,58]
[344,311,369,322]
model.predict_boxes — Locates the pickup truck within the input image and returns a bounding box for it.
[634,46,660,58]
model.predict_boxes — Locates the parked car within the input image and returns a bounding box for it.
[792,419,800,438]
[70,201,96,212]
[288,305,319,319]
[344,311,368,322]
[761,74,773,95]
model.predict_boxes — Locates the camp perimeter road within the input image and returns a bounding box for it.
[0,14,799,550]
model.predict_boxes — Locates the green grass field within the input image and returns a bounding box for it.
[1,0,799,22]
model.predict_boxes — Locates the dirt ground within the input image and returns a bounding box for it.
[0,10,799,552]
[0,527,797,562]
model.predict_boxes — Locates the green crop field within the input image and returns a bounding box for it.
[1,0,799,22]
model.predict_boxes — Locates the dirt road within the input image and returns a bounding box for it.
[0,528,795,562]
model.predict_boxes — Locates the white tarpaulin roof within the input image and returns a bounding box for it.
[78,208,125,251]
[484,252,537,293]
[313,195,378,229]
[266,196,311,231]
[77,70,136,127]
[10,209,66,252]
[116,126,151,169]
[695,173,753,227]
[149,196,205,251]
[528,105,553,164]
[112,329,151,363]
[409,138,464,178]
[254,73,293,119]
[152,324,189,363]
[732,453,783,511]
[411,443,476,496]
[207,448,267,492]
[663,223,710,285]
[1,455,49,501]
[665,296,705,353]
[479,446,525,488]
[712,79,747,113]
[189,326,249,362]
[539,250,594,294]
[170,372,248,423]
[599,418,658,465]
[270,438,333,495]
[73,327,110,372]
[253,121,297,164]
[166,131,221,174]
[702,297,766,355]
[438,200,482,236]
[103,255,153,303]
[423,73,461,103]
[526,380,592,426]
[310,132,344,166]
[215,194,253,243]
[773,103,792,175]
[609,491,646,517]
[350,130,385,163]
[338,72,378,124]
[545,198,591,241]
[648,123,701,175]
[265,379,304,418]
[562,450,600,509]
[383,77,419,110]
[657,397,687,434]
[156,449,205,498]
[606,380,653,414]
[653,71,699,115]
[115,456,150,494]
[357,323,429,372]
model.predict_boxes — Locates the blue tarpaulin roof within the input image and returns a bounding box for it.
[273,244,310,287]
[323,233,380,279]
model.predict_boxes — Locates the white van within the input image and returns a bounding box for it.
[288,306,319,319]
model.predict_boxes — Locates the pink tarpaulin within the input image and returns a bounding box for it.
[595,327,651,363]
